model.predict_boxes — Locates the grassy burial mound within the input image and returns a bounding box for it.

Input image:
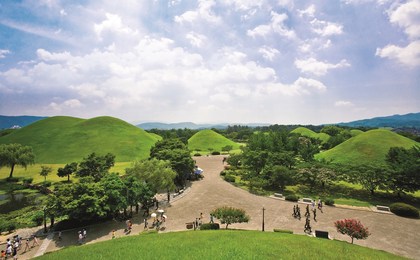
[291,127,330,143]
[350,129,364,137]
[188,129,241,153]
[315,129,419,165]
[37,230,403,260]
[0,116,161,163]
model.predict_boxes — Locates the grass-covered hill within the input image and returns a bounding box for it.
[291,127,330,143]
[188,129,241,153]
[37,230,403,260]
[316,129,419,165]
[350,129,364,137]
[0,116,161,163]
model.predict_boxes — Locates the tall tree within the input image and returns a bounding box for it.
[0,143,35,178]
[100,173,127,216]
[76,153,115,181]
[57,162,77,182]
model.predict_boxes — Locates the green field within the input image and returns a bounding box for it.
[350,129,364,137]
[0,116,161,163]
[291,127,330,143]
[315,129,419,165]
[188,129,242,154]
[37,230,403,260]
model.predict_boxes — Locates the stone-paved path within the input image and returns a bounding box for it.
[4,155,420,259]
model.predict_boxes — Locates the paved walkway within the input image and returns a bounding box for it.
[5,155,420,259]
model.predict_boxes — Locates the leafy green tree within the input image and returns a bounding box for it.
[295,163,337,191]
[76,153,115,181]
[349,165,389,195]
[57,162,77,182]
[386,146,420,197]
[242,150,269,176]
[39,165,52,182]
[150,139,194,186]
[125,158,176,193]
[211,206,250,229]
[267,151,295,169]
[222,145,233,152]
[0,143,35,178]
[320,125,342,136]
[261,165,294,191]
[226,154,242,168]
[100,173,127,216]
[123,174,153,213]
[297,136,320,162]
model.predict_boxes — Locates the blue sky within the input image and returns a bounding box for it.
[0,0,419,125]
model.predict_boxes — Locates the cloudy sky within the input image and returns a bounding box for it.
[0,0,419,125]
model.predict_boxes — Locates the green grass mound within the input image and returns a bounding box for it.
[0,116,161,163]
[291,127,330,143]
[350,129,364,137]
[37,230,402,260]
[315,129,419,165]
[188,129,241,153]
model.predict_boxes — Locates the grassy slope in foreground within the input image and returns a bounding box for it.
[37,230,403,260]
[316,129,419,165]
[188,129,241,152]
[0,116,161,163]
[291,127,330,143]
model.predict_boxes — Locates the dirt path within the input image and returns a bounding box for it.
[8,155,420,259]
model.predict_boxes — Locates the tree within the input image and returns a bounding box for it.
[349,165,389,195]
[0,143,35,178]
[261,165,293,191]
[100,173,127,216]
[334,219,370,244]
[39,165,52,182]
[57,162,77,182]
[150,139,195,187]
[210,206,250,229]
[297,136,320,162]
[295,163,337,192]
[123,174,154,214]
[126,158,176,193]
[76,153,115,181]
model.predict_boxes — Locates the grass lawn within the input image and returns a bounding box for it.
[37,230,403,260]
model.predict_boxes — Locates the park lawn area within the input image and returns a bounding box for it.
[37,230,403,260]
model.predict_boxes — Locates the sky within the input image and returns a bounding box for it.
[0,0,419,125]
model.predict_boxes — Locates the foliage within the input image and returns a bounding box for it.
[346,164,390,195]
[150,139,194,187]
[261,165,294,191]
[0,116,160,164]
[223,175,235,182]
[334,219,370,244]
[226,154,242,168]
[31,210,44,225]
[35,230,404,260]
[285,194,299,202]
[389,203,419,218]
[125,158,176,193]
[76,153,115,181]
[211,151,221,155]
[57,162,77,182]
[295,163,337,192]
[0,143,35,178]
[324,198,335,206]
[40,165,52,182]
[210,206,250,229]
[23,177,33,184]
[199,223,220,230]
[100,173,127,215]
[222,145,233,152]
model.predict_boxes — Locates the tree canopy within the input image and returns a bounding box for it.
[211,206,250,229]
[0,143,35,178]
[76,153,115,181]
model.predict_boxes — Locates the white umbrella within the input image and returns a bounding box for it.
[151,213,157,218]
[162,215,167,219]
[157,209,164,213]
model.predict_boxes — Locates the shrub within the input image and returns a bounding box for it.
[220,171,227,176]
[324,198,335,206]
[32,211,44,226]
[200,223,220,230]
[23,177,34,184]
[224,175,235,183]
[211,151,221,155]
[390,203,419,218]
[210,206,250,229]
[6,222,16,233]
[194,153,202,156]
[43,181,52,187]
[285,194,299,202]
[7,177,20,183]
[273,229,293,234]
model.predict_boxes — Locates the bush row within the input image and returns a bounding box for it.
[390,203,419,218]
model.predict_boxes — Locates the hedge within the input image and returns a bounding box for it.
[324,198,335,206]
[200,223,220,230]
[285,194,299,202]
[224,175,235,183]
[389,203,419,218]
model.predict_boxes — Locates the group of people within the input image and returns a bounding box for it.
[77,228,87,245]
[192,212,205,230]
[292,199,324,234]
[1,234,39,259]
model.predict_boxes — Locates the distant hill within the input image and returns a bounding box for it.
[137,122,269,130]
[337,112,420,128]
[0,115,47,129]
[315,129,419,165]
[0,116,161,163]
[291,127,330,143]
[188,129,241,153]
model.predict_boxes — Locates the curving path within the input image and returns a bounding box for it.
[11,155,419,259]
[165,155,420,259]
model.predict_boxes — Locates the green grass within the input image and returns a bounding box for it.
[315,129,419,165]
[350,129,364,137]
[188,129,241,154]
[291,127,330,143]
[36,230,403,260]
[0,116,162,163]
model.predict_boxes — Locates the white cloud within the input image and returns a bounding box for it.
[247,11,296,39]
[334,100,354,107]
[258,46,280,61]
[258,77,327,96]
[174,0,221,24]
[376,41,420,67]
[94,13,138,40]
[295,58,350,76]
[298,4,316,17]
[186,32,207,47]
[389,0,420,39]
[311,18,343,36]
[48,99,83,112]
[0,49,10,59]
[223,0,263,11]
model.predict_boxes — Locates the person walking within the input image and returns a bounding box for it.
[111,230,116,239]
[210,214,214,223]
[31,235,39,248]
[144,218,148,230]
[23,239,30,252]
[305,205,310,218]
[313,208,317,221]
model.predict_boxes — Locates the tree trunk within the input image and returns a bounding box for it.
[370,189,374,195]
[67,174,70,182]
[351,236,354,244]
[9,164,15,178]
[50,216,55,228]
